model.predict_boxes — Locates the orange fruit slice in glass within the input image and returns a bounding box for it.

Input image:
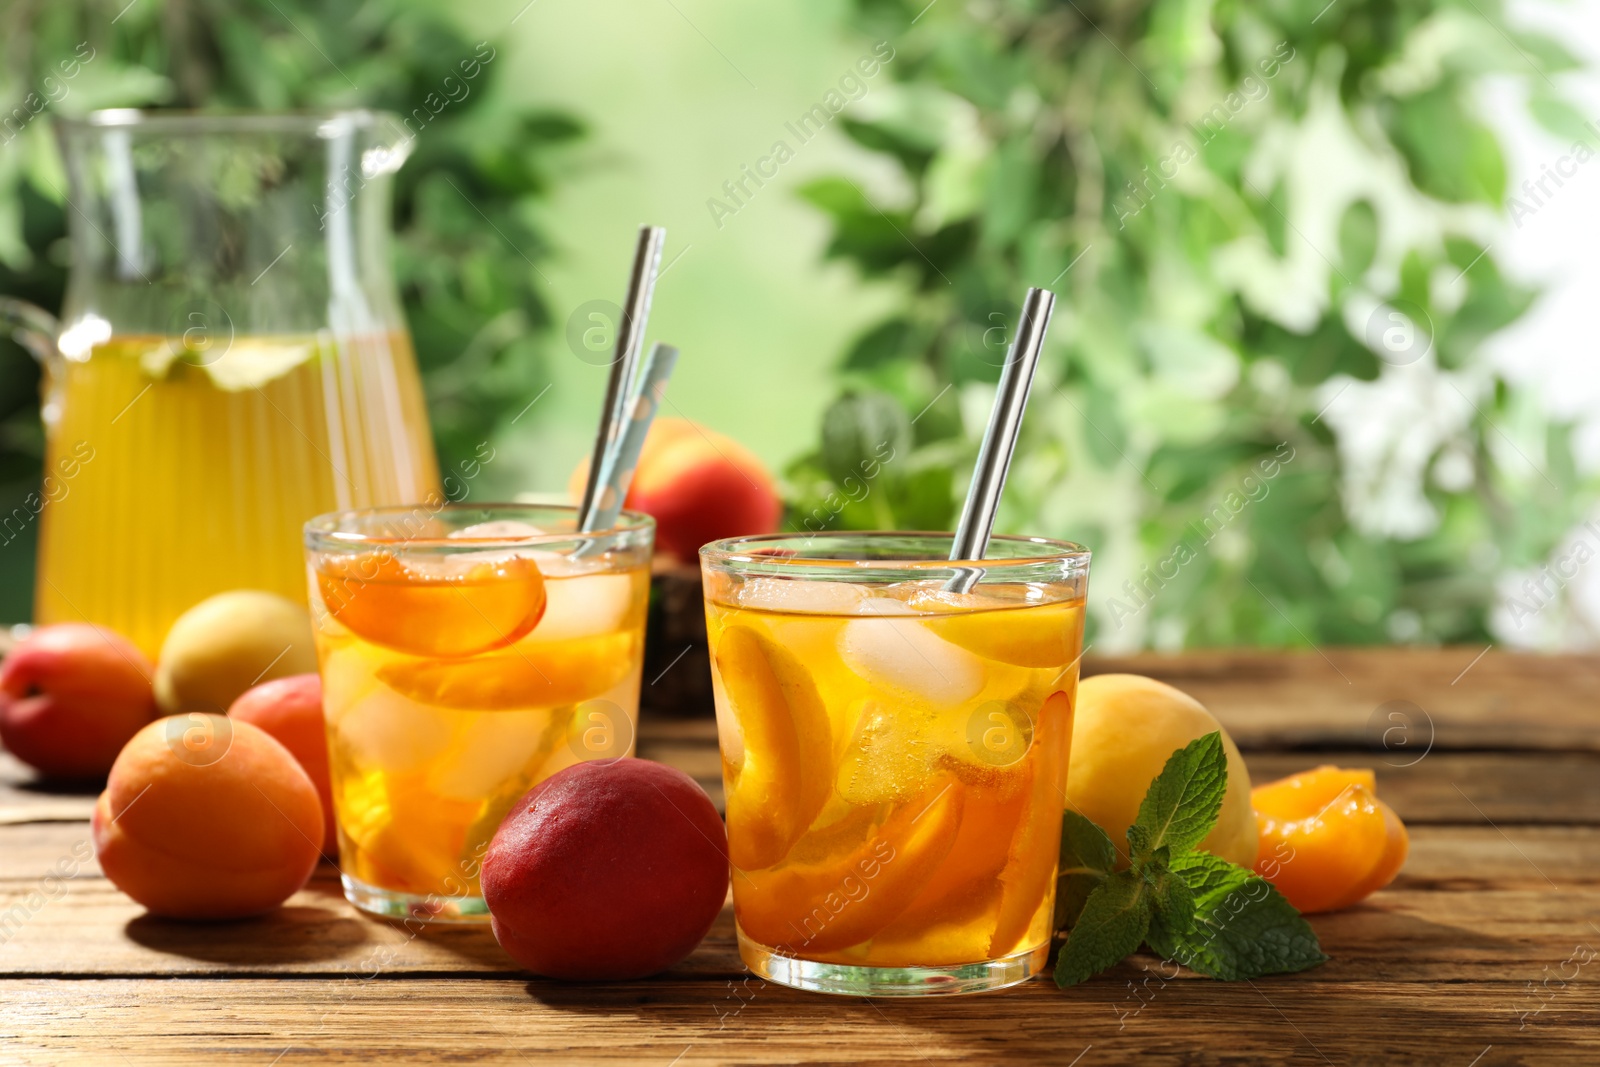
[377,631,637,711]
[867,764,1031,965]
[317,550,546,659]
[714,624,833,871]
[990,690,1075,955]
[337,769,480,895]
[1252,765,1409,914]
[921,600,1084,668]
[734,775,965,957]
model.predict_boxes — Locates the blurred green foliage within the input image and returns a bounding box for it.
[0,0,577,617]
[790,0,1594,648]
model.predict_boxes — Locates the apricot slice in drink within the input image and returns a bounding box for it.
[714,625,833,871]
[920,601,1083,669]
[337,767,480,895]
[1251,766,1409,914]
[990,690,1074,955]
[734,775,965,956]
[377,631,637,711]
[317,551,546,659]
[867,765,1032,965]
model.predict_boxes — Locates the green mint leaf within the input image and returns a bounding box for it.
[1055,809,1118,928]
[1170,850,1252,906]
[1062,808,1118,872]
[1126,731,1228,861]
[1161,852,1328,980]
[1054,870,1151,987]
[1143,861,1197,957]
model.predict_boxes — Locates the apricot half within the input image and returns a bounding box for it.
[92,715,324,919]
[1252,766,1409,914]
[482,759,728,980]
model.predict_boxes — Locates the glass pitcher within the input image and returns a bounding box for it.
[0,110,439,655]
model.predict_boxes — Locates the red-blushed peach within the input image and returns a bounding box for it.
[228,674,336,854]
[92,715,324,920]
[0,623,156,778]
[482,758,728,980]
[569,417,779,562]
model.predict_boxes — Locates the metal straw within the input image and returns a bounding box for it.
[945,286,1057,592]
[577,225,667,528]
[581,342,680,535]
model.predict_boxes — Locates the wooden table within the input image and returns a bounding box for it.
[3,649,1597,1064]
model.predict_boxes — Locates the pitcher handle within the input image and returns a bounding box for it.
[0,297,59,365]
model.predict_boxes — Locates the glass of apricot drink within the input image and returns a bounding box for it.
[305,505,654,921]
[701,532,1090,995]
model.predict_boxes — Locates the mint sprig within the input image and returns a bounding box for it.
[1053,732,1328,987]
[1127,731,1227,860]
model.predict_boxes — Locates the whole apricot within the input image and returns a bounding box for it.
[1068,674,1257,868]
[570,417,779,563]
[154,591,317,715]
[0,623,156,778]
[228,674,335,853]
[482,759,729,980]
[92,715,324,919]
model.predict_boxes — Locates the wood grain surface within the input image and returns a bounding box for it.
[2,649,1597,1066]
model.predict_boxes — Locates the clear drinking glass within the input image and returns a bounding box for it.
[0,110,437,654]
[701,532,1090,995]
[305,504,654,922]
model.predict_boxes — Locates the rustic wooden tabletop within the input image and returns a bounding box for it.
[2,648,1597,1065]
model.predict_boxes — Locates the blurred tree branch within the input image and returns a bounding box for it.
[792,0,1595,649]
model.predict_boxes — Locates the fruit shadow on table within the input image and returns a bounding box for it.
[122,901,370,966]
[118,872,516,969]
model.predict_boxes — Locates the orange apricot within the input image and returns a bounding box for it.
[228,674,335,853]
[316,550,546,659]
[1252,765,1409,914]
[92,715,324,919]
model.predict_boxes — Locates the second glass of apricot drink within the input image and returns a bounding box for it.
[304,504,654,921]
[701,531,1090,995]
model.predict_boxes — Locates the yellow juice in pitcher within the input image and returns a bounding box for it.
[33,333,437,655]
